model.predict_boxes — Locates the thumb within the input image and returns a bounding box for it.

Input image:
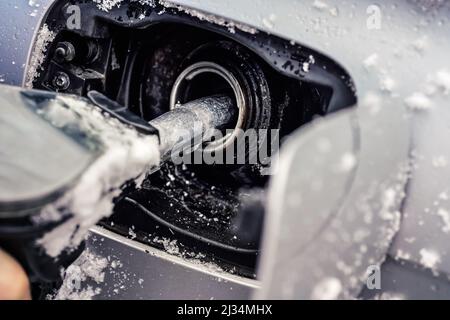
[0,248,31,300]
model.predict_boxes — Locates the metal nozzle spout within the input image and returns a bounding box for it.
[149,95,237,161]
[88,91,237,166]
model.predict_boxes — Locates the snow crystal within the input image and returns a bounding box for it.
[302,55,315,73]
[312,0,328,10]
[382,188,396,209]
[439,191,449,201]
[404,237,415,244]
[110,259,123,269]
[380,76,396,93]
[424,69,450,96]
[311,0,338,16]
[329,7,339,17]
[378,188,401,222]
[37,96,160,257]
[128,228,137,239]
[436,208,450,233]
[376,292,406,300]
[419,248,441,269]
[336,152,357,172]
[412,36,428,53]
[311,277,342,300]
[24,24,55,88]
[432,155,448,168]
[262,14,277,30]
[28,0,40,16]
[53,249,108,300]
[404,92,432,110]
[153,237,180,255]
[363,53,378,69]
[434,70,450,95]
[395,249,411,261]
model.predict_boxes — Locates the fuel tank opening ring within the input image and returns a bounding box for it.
[170,61,247,153]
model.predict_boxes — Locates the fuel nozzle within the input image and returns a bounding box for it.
[0,86,237,292]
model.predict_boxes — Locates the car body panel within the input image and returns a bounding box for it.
[0,1,53,86]
[82,227,257,300]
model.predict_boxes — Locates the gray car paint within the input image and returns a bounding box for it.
[0,0,449,299]
[85,226,257,300]
[0,1,53,86]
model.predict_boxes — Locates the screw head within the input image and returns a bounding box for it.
[52,72,70,90]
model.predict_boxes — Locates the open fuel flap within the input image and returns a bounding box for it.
[28,0,356,286]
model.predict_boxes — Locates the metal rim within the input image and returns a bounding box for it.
[170,61,247,153]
